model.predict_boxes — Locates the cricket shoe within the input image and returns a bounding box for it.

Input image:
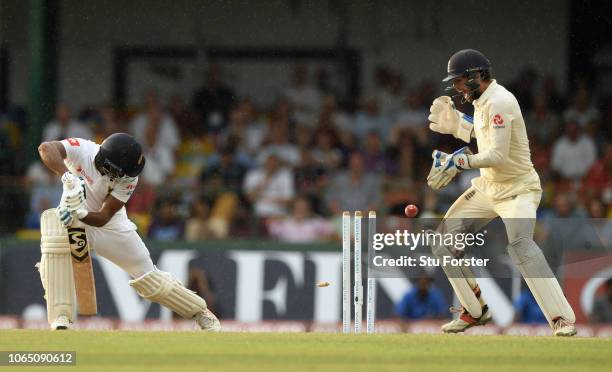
[195,308,221,332]
[50,315,71,330]
[441,305,492,333]
[552,317,577,337]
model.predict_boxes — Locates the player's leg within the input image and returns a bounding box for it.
[434,187,497,333]
[88,228,220,331]
[38,209,76,330]
[496,191,576,336]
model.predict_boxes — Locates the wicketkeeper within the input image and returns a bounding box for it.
[426,49,576,336]
[37,133,220,331]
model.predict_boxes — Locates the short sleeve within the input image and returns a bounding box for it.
[111,177,138,203]
[60,137,87,163]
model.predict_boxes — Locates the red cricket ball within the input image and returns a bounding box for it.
[404,204,419,218]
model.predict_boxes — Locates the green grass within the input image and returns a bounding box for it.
[1,331,611,371]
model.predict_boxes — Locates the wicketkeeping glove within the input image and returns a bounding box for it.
[428,96,474,143]
[427,147,473,190]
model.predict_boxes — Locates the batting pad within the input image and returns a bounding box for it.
[508,237,576,326]
[39,209,76,324]
[129,269,207,319]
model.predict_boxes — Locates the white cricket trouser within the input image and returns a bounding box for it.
[85,226,155,278]
[440,187,575,325]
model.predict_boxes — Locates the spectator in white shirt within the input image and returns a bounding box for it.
[129,89,180,152]
[43,104,93,141]
[139,110,176,186]
[267,196,335,243]
[244,154,295,218]
[256,118,300,166]
[284,65,322,126]
[551,121,597,181]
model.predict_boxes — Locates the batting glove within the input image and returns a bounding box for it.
[60,172,86,210]
[56,207,88,228]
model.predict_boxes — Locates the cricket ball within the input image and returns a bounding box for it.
[404,204,419,218]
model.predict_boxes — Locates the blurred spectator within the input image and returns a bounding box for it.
[147,199,185,240]
[139,111,176,186]
[267,196,335,242]
[221,100,267,159]
[582,143,612,203]
[201,145,249,195]
[540,75,565,113]
[284,65,322,126]
[168,94,200,138]
[311,128,343,171]
[185,199,212,241]
[513,288,547,324]
[317,95,352,132]
[526,93,560,146]
[42,104,93,141]
[563,86,600,128]
[325,152,381,214]
[98,104,124,139]
[395,277,447,320]
[353,96,391,143]
[587,199,612,247]
[294,148,327,213]
[129,89,181,153]
[198,144,247,238]
[241,99,268,156]
[192,64,237,133]
[256,118,300,166]
[377,73,404,119]
[393,91,428,144]
[551,121,596,181]
[362,131,395,174]
[244,154,295,218]
[591,279,612,323]
[23,162,62,228]
[548,193,579,218]
[509,68,537,112]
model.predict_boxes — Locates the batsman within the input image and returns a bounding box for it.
[37,133,220,331]
[426,49,576,336]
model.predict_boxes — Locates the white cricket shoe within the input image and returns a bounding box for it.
[552,318,577,337]
[195,308,221,332]
[441,305,492,333]
[51,315,71,330]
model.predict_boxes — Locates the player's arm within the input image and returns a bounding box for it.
[38,141,69,176]
[79,194,124,227]
[465,103,513,168]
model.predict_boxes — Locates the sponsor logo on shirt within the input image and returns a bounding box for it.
[492,114,505,128]
[67,138,80,146]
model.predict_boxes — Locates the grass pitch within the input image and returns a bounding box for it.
[1,330,612,371]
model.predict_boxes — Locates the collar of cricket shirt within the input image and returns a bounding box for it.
[472,79,498,108]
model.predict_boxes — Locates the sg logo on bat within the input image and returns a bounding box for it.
[68,227,89,262]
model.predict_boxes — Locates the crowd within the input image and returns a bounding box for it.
[0,64,610,242]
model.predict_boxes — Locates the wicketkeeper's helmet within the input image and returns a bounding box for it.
[443,49,492,83]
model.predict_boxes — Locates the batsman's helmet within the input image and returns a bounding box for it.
[442,49,492,82]
[94,133,145,178]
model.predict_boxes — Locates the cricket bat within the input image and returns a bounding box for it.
[65,178,98,315]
